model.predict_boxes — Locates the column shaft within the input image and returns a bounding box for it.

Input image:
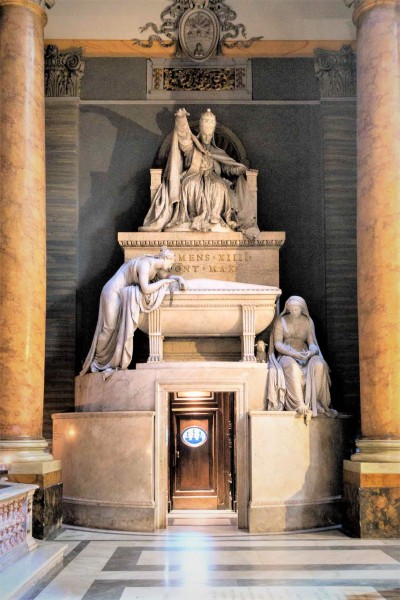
[343,0,400,538]
[356,2,400,442]
[0,0,48,458]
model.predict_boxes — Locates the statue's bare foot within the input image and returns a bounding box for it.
[304,410,312,426]
[295,405,313,425]
[326,408,338,418]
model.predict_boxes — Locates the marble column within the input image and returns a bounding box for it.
[343,0,400,538]
[0,0,62,538]
[0,0,49,463]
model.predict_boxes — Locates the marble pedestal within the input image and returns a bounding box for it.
[8,461,63,540]
[54,363,270,531]
[248,412,353,533]
[55,365,349,533]
[119,231,285,286]
[343,460,400,538]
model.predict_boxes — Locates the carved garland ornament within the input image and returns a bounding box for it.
[132,0,262,61]
[44,45,85,97]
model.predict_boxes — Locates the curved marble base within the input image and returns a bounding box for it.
[248,412,353,533]
[56,367,351,533]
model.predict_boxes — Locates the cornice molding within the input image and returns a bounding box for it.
[344,0,399,26]
[43,39,356,59]
[118,238,286,248]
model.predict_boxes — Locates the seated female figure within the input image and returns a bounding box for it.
[267,296,337,420]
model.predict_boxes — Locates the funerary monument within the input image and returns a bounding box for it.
[53,106,350,533]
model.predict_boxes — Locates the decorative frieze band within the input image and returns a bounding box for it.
[314,45,356,98]
[44,44,85,97]
[118,239,285,248]
[147,58,251,100]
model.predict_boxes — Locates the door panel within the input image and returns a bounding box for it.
[169,393,236,511]
[172,413,216,509]
[177,416,213,491]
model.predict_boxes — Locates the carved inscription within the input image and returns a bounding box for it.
[172,251,252,275]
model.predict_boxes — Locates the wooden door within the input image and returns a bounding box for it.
[172,414,216,509]
[169,392,235,511]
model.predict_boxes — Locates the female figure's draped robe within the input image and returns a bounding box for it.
[80,257,168,376]
[267,297,335,417]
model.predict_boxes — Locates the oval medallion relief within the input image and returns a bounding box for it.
[181,426,208,448]
[179,7,220,62]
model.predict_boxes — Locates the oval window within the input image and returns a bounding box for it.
[181,426,208,448]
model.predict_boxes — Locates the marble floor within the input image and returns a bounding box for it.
[21,511,400,600]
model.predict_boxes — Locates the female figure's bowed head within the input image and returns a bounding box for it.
[80,247,185,378]
[267,296,337,421]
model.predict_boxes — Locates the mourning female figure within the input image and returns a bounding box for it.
[267,296,337,419]
[80,247,185,377]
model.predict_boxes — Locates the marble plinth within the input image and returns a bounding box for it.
[52,412,156,532]
[8,460,63,540]
[60,363,269,531]
[75,362,268,412]
[343,460,400,538]
[118,231,285,286]
[248,412,352,533]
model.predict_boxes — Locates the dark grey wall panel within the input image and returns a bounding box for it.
[80,58,147,100]
[321,100,359,416]
[77,102,326,370]
[44,99,79,440]
[253,58,320,101]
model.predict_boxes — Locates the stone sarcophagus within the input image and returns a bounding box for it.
[138,278,281,362]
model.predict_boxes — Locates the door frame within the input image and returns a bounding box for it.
[155,381,249,529]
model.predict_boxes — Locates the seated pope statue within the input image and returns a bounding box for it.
[139,108,259,239]
[80,247,185,377]
[266,296,337,421]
